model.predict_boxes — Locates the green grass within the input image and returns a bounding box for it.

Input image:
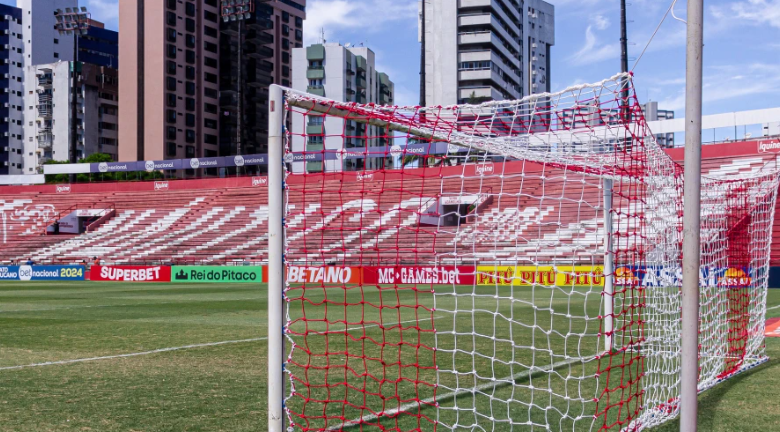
[0,281,778,431]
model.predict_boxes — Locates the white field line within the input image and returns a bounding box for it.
[767,304,780,311]
[0,297,263,314]
[327,356,582,431]
[0,317,432,372]
[0,338,266,371]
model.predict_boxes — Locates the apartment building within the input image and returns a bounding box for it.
[642,101,675,147]
[291,43,394,173]
[219,0,306,158]
[120,0,306,164]
[0,5,24,175]
[25,62,118,168]
[419,0,554,106]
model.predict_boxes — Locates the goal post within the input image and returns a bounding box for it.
[268,74,779,432]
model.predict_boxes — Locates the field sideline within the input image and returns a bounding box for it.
[0,281,777,431]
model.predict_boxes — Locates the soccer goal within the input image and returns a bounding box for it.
[266,74,779,432]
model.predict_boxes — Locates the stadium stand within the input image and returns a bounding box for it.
[0,140,779,266]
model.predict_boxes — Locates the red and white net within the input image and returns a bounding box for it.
[279,73,779,431]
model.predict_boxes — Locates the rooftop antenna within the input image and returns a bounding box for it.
[320,28,326,44]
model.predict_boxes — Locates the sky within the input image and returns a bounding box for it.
[4,0,779,132]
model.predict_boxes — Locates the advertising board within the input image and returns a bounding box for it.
[91,266,171,282]
[171,266,262,283]
[0,265,86,281]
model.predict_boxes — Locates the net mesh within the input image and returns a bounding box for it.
[279,73,779,431]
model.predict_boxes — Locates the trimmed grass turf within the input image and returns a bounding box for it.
[0,281,777,431]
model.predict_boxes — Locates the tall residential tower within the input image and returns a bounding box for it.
[119,0,305,163]
[419,0,554,106]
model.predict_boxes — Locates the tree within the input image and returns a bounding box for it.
[467,91,492,105]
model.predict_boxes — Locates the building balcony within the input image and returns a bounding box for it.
[355,56,366,72]
[245,43,273,59]
[37,104,53,118]
[306,68,325,80]
[346,87,356,95]
[306,124,324,135]
[307,44,325,61]
[37,74,53,87]
[356,76,366,89]
[307,86,325,97]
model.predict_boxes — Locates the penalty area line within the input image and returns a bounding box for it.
[0,337,267,372]
[0,317,434,372]
[767,304,780,311]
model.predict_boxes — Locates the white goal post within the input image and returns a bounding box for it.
[267,73,779,432]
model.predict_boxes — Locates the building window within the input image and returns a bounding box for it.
[309,79,323,87]
[186,66,195,80]
[282,11,289,22]
[282,51,290,63]
[205,134,218,145]
[186,18,195,32]
[204,87,218,99]
[295,17,303,28]
[166,77,177,91]
[166,44,177,59]
[166,0,176,10]
[204,26,217,38]
[186,113,195,127]
[295,30,303,41]
[204,41,217,53]
[166,142,177,156]
[166,126,177,140]
[166,109,177,123]
[186,145,195,158]
[186,50,195,64]
[167,28,176,42]
[185,97,195,111]
[204,103,217,114]
[282,38,290,49]
[204,118,217,129]
[204,72,217,83]
[204,10,218,23]
[167,60,177,75]
[282,24,290,36]
[282,65,290,78]
[186,82,195,95]
[186,34,195,49]
[204,57,217,68]
[186,129,196,143]
[166,93,177,107]
[166,11,176,26]
[185,2,196,16]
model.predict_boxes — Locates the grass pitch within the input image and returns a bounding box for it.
[0,281,778,431]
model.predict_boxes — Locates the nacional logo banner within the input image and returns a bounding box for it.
[171,266,262,283]
[363,266,475,285]
[0,265,85,281]
[91,265,171,282]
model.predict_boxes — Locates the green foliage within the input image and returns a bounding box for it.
[467,91,492,105]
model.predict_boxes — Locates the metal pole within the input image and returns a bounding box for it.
[70,33,79,183]
[419,0,425,106]
[268,84,285,432]
[237,18,243,156]
[603,178,614,353]
[681,0,704,430]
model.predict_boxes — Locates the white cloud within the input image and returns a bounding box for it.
[727,0,780,28]
[659,62,780,111]
[591,14,610,31]
[566,25,620,66]
[84,0,119,29]
[303,0,418,45]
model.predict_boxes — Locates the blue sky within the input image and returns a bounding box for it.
[5,0,779,121]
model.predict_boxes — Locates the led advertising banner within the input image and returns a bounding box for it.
[171,266,263,283]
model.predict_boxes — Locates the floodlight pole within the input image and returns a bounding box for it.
[268,84,285,432]
[681,0,704,431]
[54,7,89,183]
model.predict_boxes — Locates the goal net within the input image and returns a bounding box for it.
[274,73,778,431]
